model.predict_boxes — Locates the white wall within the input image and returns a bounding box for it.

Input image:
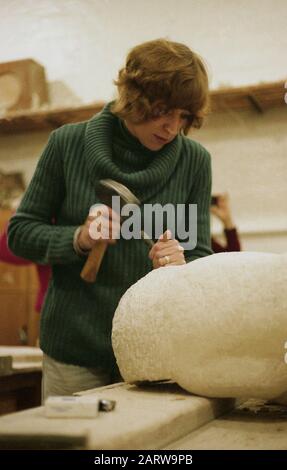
[0,0,286,102]
[0,0,286,253]
[192,106,287,252]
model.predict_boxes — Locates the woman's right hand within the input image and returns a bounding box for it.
[77,204,121,251]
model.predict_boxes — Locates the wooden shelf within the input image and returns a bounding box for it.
[0,81,285,134]
[210,80,286,113]
[0,102,105,134]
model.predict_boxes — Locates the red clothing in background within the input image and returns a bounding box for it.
[0,224,51,312]
[211,227,241,253]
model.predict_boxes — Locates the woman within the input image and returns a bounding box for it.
[8,38,213,399]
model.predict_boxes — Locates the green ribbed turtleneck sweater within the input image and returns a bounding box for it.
[8,103,212,369]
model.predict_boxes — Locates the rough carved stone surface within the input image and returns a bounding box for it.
[112,252,287,402]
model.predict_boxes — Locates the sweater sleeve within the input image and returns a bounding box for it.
[211,236,225,253]
[211,228,241,253]
[0,222,31,265]
[224,227,241,251]
[8,131,80,265]
[184,150,213,263]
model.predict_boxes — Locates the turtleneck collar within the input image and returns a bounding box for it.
[85,102,183,202]
[116,118,162,156]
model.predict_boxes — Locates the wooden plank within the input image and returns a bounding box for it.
[0,382,238,450]
[0,81,285,134]
[0,102,105,134]
[210,80,286,112]
[165,399,287,450]
[0,346,42,364]
[0,370,42,416]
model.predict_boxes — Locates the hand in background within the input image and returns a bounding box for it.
[210,193,235,230]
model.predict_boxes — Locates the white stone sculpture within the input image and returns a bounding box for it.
[112,252,287,403]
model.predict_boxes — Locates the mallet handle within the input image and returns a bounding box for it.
[80,241,109,283]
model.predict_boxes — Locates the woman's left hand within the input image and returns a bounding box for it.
[148,230,186,269]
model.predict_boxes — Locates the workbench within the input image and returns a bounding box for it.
[0,382,286,450]
[0,346,42,415]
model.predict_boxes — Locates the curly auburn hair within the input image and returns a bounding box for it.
[111,38,209,135]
